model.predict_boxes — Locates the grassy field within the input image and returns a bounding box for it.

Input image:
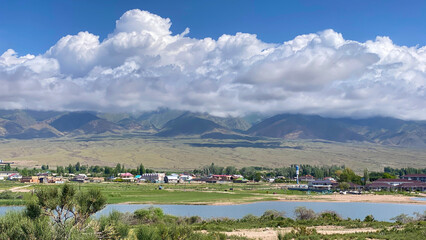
[0,182,299,206]
[0,135,425,172]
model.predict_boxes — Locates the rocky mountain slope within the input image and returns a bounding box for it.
[0,109,425,147]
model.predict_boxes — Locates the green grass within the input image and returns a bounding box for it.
[0,199,26,206]
[2,181,422,206]
[0,182,26,190]
[0,182,297,206]
[25,183,281,205]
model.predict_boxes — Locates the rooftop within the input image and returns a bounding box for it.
[401,174,426,178]
[374,178,414,182]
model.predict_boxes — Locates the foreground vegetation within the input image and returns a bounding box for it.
[0,184,425,239]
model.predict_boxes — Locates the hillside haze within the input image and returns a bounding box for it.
[0,109,426,148]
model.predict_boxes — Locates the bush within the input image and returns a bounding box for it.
[278,226,319,240]
[414,210,426,221]
[241,214,258,222]
[364,215,375,222]
[136,225,160,240]
[0,190,15,199]
[98,210,130,239]
[186,215,202,224]
[391,213,414,224]
[261,210,286,220]
[134,207,165,224]
[0,211,53,240]
[25,200,41,219]
[137,223,227,240]
[294,207,316,220]
[318,210,342,222]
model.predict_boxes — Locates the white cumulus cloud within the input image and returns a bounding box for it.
[0,9,425,120]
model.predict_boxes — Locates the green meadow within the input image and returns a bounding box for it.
[0,182,299,206]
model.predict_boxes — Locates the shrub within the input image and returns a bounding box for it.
[278,226,319,240]
[364,215,375,222]
[0,190,15,199]
[318,210,342,222]
[136,225,160,240]
[187,215,203,224]
[25,200,41,219]
[134,207,165,224]
[98,210,130,239]
[294,207,316,220]
[391,213,414,224]
[261,210,286,220]
[0,211,53,240]
[413,210,426,221]
[241,214,258,222]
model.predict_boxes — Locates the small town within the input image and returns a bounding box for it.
[1,162,425,193]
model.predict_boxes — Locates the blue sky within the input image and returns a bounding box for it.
[1,0,425,55]
[0,1,425,119]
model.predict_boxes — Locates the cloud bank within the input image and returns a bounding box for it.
[1,9,425,119]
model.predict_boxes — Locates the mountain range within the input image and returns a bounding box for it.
[0,109,425,148]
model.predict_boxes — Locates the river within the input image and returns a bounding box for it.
[1,201,425,221]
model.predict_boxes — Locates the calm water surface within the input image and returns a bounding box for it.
[1,202,425,221]
[411,197,426,201]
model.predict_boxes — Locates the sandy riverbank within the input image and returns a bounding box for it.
[221,226,380,240]
[3,184,425,206]
[275,193,426,205]
[109,193,426,206]
[210,193,426,205]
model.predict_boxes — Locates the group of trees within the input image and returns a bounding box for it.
[192,163,406,186]
[0,163,12,171]
[193,163,348,181]
[384,167,426,176]
[12,162,155,178]
[5,160,416,186]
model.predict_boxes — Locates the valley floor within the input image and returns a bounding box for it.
[1,182,425,206]
[1,135,425,172]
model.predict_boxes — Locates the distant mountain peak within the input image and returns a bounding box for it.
[0,109,424,147]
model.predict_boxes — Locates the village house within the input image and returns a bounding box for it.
[266,178,275,183]
[233,177,249,183]
[308,180,334,190]
[119,173,134,181]
[299,175,315,182]
[323,177,337,182]
[52,177,65,184]
[179,174,193,182]
[21,176,40,183]
[71,174,88,183]
[0,171,19,180]
[211,175,233,181]
[7,173,22,181]
[365,178,426,191]
[164,174,181,183]
[90,177,105,183]
[139,173,165,183]
[397,181,426,191]
[400,174,426,182]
